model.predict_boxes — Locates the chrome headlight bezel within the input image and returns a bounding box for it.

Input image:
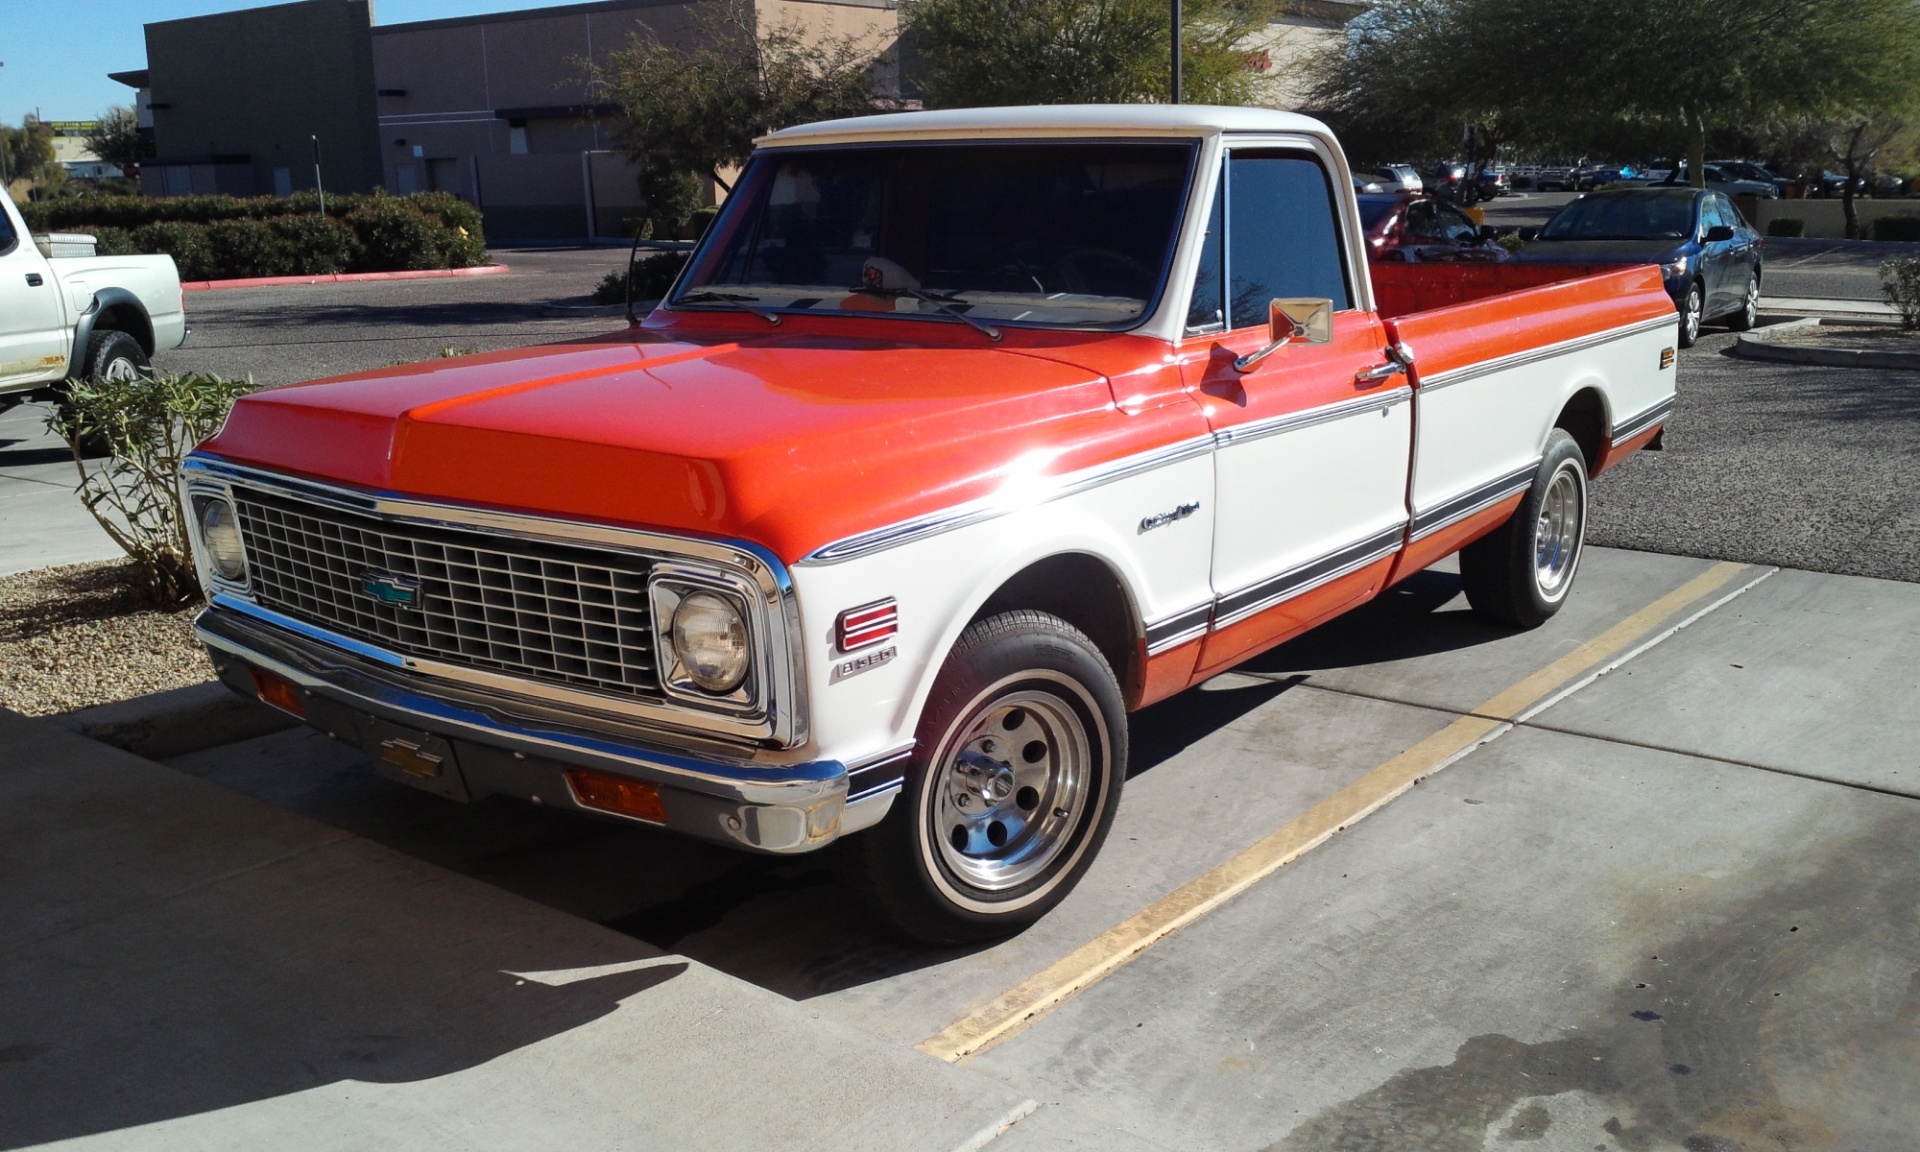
[649,563,765,710]
[183,480,251,593]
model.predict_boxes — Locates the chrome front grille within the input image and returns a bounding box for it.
[232,488,660,699]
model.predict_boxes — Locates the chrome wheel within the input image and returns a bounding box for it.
[1682,283,1703,345]
[1742,276,1759,327]
[1532,461,1586,600]
[931,685,1093,894]
[101,355,142,383]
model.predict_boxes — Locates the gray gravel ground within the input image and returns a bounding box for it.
[1590,328,1920,583]
[0,561,210,715]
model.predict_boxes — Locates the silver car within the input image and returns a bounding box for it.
[1372,164,1423,194]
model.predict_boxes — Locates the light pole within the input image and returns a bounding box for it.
[311,134,325,215]
[1170,0,1183,104]
[0,62,11,187]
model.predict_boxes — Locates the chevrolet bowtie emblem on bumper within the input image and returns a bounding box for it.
[1139,501,1201,533]
[360,571,422,607]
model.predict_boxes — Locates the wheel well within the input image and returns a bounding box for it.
[973,553,1140,697]
[94,304,155,355]
[1555,388,1608,470]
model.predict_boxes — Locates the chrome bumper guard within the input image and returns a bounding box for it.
[195,599,892,855]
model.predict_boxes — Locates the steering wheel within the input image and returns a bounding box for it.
[1049,248,1150,296]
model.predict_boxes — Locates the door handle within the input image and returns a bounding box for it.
[1354,362,1401,387]
[25,273,43,287]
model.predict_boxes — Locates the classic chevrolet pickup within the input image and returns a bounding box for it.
[183,107,1677,942]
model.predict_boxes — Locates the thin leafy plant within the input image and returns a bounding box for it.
[47,370,256,605]
[1882,255,1920,330]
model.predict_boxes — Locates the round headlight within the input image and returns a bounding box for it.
[671,591,749,693]
[200,498,247,582]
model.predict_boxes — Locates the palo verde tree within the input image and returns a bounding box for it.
[597,0,888,230]
[904,0,1278,108]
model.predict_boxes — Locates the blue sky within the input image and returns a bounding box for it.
[2,0,561,125]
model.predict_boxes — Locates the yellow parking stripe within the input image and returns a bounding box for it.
[918,560,1751,1064]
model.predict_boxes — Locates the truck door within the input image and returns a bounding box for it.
[1184,148,1413,674]
[0,203,70,387]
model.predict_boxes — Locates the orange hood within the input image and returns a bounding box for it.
[198,328,1176,564]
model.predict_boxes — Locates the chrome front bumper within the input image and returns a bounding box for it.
[195,599,905,854]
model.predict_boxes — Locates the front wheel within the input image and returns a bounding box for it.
[1459,430,1589,629]
[1678,281,1704,348]
[854,610,1126,944]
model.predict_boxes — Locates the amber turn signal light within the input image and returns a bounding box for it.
[249,668,305,718]
[564,768,667,824]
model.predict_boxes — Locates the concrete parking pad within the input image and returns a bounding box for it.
[0,404,117,577]
[972,724,1920,1151]
[1532,565,1920,798]
[0,710,1034,1152]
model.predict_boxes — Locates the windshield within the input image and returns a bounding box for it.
[1540,194,1697,240]
[674,141,1196,329]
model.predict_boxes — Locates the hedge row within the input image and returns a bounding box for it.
[22,191,487,280]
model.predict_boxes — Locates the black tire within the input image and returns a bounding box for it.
[1677,280,1704,348]
[855,610,1126,944]
[1459,430,1589,629]
[1726,270,1760,331]
[83,329,150,385]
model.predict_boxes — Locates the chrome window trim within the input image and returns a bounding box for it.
[1416,312,1677,393]
[181,453,809,749]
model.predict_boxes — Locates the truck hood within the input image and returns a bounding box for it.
[199,331,1140,564]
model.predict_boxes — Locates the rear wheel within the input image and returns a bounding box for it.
[1677,281,1705,347]
[1459,430,1589,629]
[57,330,149,457]
[855,610,1126,944]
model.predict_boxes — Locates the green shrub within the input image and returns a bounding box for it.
[1766,218,1806,237]
[45,370,257,605]
[1871,215,1920,242]
[130,221,219,280]
[1882,256,1920,330]
[592,253,689,304]
[205,218,294,278]
[343,198,445,271]
[271,214,360,274]
[86,226,138,256]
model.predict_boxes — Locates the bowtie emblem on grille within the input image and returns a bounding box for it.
[360,571,422,608]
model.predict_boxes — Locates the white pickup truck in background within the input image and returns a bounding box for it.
[0,185,187,417]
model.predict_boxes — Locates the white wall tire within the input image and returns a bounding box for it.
[854,610,1126,944]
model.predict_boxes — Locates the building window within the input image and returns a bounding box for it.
[508,120,529,155]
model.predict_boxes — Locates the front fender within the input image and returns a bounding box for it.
[66,287,154,378]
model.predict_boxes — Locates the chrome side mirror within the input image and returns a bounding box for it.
[1235,298,1334,372]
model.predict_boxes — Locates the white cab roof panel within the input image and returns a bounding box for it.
[758,104,1335,147]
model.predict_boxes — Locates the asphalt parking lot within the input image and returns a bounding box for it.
[4,242,1919,1150]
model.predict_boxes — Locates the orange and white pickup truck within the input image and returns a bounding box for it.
[184,107,1677,942]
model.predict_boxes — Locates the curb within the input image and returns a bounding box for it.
[182,264,509,292]
[1735,317,1920,370]
[53,680,298,758]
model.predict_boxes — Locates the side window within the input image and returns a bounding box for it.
[1712,195,1744,229]
[0,205,16,255]
[1226,152,1352,328]
[1185,175,1225,334]
[1434,202,1479,242]
[1402,200,1439,240]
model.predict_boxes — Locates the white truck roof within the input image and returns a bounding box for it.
[758,104,1335,148]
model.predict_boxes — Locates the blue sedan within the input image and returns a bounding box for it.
[1510,188,1763,347]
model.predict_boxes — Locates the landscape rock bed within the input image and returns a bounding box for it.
[0,561,212,717]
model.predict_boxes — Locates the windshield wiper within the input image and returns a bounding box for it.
[677,291,781,326]
[852,285,1001,342]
